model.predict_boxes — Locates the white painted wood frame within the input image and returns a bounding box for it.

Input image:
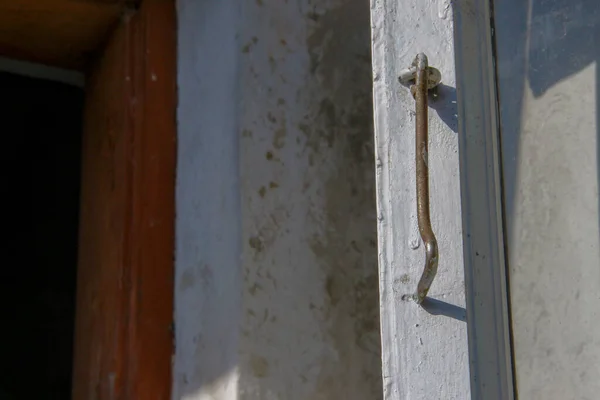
[453,0,515,398]
[371,0,515,399]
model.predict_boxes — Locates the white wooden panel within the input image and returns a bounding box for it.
[371,1,470,398]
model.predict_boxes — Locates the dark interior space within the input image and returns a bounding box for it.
[0,70,84,399]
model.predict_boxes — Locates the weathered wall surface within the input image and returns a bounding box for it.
[494,1,600,398]
[174,0,382,399]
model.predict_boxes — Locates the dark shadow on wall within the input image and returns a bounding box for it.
[493,0,600,229]
[421,297,467,322]
[430,84,459,134]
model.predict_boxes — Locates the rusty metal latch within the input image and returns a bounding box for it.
[399,53,442,305]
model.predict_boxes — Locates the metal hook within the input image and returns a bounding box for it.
[399,53,442,305]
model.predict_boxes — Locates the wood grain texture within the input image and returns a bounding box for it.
[0,0,131,69]
[72,1,176,398]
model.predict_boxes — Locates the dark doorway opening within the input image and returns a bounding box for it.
[0,70,84,399]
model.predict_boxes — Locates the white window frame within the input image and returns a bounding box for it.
[370,0,514,398]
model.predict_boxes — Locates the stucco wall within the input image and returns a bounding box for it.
[174,1,382,399]
[494,1,600,398]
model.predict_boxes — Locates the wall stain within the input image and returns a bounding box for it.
[250,354,269,378]
[324,275,340,306]
[268,55,277,73]
[249,236,264,253]
[238,0,381,398]
[242,36,259,53]
[249,282,263,296]
[304,1,383,398]
[273,115,287,149]
[247,206,290,261]
[179,269,195,291]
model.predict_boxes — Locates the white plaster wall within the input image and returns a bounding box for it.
[174,0,382,399]
[175,0,242,397]
[370,0,470,399]
[494,1,600,398]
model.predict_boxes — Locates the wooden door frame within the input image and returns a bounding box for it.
[72,1,176,399]
[0,1,176,398]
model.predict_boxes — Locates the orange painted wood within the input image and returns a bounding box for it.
[72,1,176,398]
[0,0,131,69]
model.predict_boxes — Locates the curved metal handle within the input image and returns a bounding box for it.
[401,53,441,304]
